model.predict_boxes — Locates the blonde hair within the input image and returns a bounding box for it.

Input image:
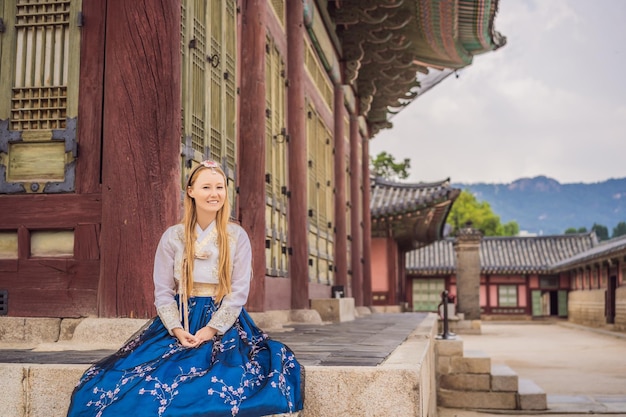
[182,161,233,305]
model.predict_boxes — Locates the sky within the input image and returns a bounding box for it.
[369,0,626,185]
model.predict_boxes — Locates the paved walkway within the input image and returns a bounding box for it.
[438,320,626,417]
[0,313,428,367]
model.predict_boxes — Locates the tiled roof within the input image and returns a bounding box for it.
[406,233,598,275]
[551,234,626,270]
[370,177,459,217]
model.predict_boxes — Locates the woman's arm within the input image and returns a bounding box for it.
[204,225,252,334]
[153,227,184,335]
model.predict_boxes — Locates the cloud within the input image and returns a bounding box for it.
[370,0,626,184]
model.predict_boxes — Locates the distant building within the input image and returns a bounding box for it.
[405,231,626,331]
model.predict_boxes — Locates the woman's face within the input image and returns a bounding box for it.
[187,168,227,216]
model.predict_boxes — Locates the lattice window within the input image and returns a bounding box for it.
[498,285,518,307]
[180,0,237,202]
[0,0,81,194]
[306,105,334,285]
[412,278,445,311]
[264,38,288,277]
[11,0,71,130]
[269,0,285,27]
[303,39,333,111]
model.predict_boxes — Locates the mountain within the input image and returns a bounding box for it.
[452,176,626,236]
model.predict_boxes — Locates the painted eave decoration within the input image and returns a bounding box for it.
[329,0,506,135]
[370,176,461,250]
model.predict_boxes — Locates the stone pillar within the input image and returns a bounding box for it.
[454,224,482,320]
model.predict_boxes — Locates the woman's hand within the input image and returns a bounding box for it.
[172,328,200,348]
[194,326,217,344]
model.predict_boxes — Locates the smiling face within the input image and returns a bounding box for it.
[187,167,227,221]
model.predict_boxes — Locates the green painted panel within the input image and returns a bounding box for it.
[558,290,568,317]
[531,290,542,317]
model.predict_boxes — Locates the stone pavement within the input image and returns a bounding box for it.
[438,320,626,417]
[0,312,428,366]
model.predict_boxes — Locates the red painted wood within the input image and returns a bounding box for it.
[287,0,310,309]
[238,0,267,313]
[99,0,181,318]
[74,223,100,260]
[349,114,363,305]
[0,194,101,228]
[0,260,99,317]
[75,0,106,194]
[361,136,373,305]
[333,85,347,288]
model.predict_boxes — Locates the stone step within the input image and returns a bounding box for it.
[438,388,518,410]
[439,363,519,392]
[449,349,491,374]
[490,363,519,392]
[518,378,548,410]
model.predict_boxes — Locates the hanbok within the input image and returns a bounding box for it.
[67,222,303,417]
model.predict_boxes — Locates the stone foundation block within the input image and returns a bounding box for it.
[0,317,61,343]
[310,298,355,323]
[435,338,463,357]
[436,356,451,375]
[438,388,517,410]
[449,350,491,374]
[0,364,26,417]
[491,364,519,392]
[440,373,490,391]
[518,378,547,410]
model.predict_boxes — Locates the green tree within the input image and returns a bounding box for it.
[564,227,579,234]
[447,190,519,236]
[369,151,411,180]
[591,223,609,241]
[612,221,626,238]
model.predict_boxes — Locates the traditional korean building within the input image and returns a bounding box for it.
[370,177,460,307]
[552,234,626,330]
[0,0,504,319]
[406,232,626,330]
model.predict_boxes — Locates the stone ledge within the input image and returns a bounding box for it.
[0,314,440,417]
[310,298,355,323]
[438,388,517,410]
[449,350,491,374]
[517,378,547,410]
[491,363,519,392]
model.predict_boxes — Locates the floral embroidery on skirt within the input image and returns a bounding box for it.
[67,297,303,417]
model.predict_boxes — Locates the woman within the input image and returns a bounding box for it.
[67,160,303,417]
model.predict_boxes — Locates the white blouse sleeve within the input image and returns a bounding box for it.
[207,226,252,334]
[153,227,183,334]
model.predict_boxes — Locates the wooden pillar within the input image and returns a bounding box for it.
[361,136,373,306]
[333,85,347,289]
[454,225,482,319]
[349,114,363,305]
[238,0,266,312]
[99,0,181,318]
[287,0,309,309]
[76,0,105,194]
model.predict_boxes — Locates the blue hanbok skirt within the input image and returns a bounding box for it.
[67,297,303,417]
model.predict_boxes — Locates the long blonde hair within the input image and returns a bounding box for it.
[182,161,233,304]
